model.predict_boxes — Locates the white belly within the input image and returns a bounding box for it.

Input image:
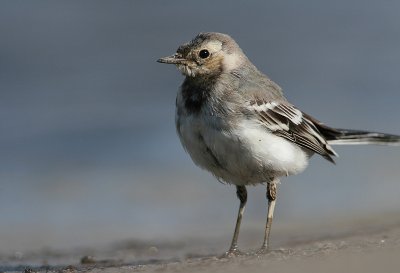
[176,111,310,185]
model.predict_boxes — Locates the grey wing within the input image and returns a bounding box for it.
[247,99,338,163]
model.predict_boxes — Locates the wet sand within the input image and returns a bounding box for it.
[2,213,400,273]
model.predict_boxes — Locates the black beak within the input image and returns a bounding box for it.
[157,54,186,64]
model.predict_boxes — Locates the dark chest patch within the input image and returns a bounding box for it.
[183,91,207,114]
[181,77,215,115]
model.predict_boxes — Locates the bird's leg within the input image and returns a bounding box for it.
[226,185,247,256]
[260,178,278,253]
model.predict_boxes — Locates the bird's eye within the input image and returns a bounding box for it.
[199,49,210,59]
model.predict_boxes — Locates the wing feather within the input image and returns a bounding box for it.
[248,99,338,163]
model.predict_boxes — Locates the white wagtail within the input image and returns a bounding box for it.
[157,32,400,255]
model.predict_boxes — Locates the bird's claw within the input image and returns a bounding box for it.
[222,247,245,258]
[256,246,269,255]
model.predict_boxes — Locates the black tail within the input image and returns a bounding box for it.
[327,129,400,146]
[303,113,400,146]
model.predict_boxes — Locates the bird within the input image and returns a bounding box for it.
[157,32,400,256]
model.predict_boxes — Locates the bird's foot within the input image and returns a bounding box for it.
[256,246,292,257]
[256,245,269,255]
[222,247,245,258]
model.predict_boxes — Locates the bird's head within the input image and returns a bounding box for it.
[157,32,246,77]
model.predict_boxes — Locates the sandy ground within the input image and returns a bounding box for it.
[2,214,400,273]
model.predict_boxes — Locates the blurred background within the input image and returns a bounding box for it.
[1,0,400,257]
